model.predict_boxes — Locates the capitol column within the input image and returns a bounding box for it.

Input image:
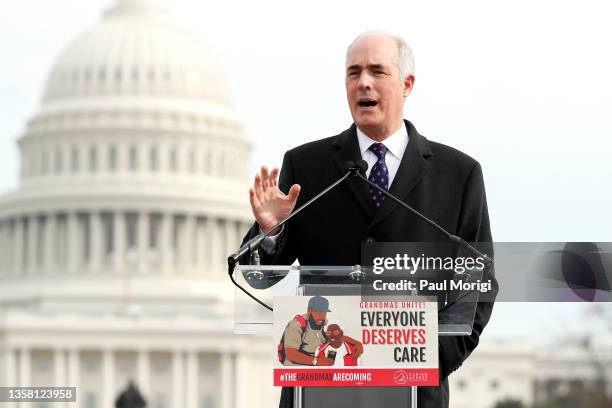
[102,349,115,408]
[114,211,126,273]
[160,212,173,274]
[137,349,150,398]
[211,150,220,177]
[45,213,57,274]
[54,349,66,384]
[14,349,29,408]
[1,222,9,273]
[172,350,184,408]
[186,350,199,408]
[209,218,221,275]
[224,148,232,179]
[183,214,195,274]
[54,349,67,408]
[90,211,103,273]
[220,352,233,408]
[202,217,212,271]
[66,212,80,274]
[3,347,16,387]
[13,217,24,276]
[235,353,248,408]
[175,216,185,273]
[195,217,205,275]
[0,221,7,274]
[27,215,38,274]
[138,211,149,274]
[18,348,31,386]
[67,349,80,401]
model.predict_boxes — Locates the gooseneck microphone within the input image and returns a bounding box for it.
[227,161,366,311]
[350,159,368,175]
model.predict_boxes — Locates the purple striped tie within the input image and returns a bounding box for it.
[368,143,389,207]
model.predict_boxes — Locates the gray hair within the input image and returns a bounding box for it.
[346,30,415,82]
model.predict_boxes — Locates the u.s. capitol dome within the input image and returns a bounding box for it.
[0,1,273,407]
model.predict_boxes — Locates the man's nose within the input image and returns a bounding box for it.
[357,72,373,90]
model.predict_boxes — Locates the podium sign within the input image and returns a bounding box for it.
[273,296,439,387]
[233,265,482,408]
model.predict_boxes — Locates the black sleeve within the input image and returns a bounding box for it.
[438,162,498,381]
[238,151,299,268]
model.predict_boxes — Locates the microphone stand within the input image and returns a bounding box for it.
[352,167,494,312]
[353,170,492,266]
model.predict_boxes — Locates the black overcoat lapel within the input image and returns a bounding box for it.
[332,124,375,218]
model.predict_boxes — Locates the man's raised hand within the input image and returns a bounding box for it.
[249,166,301,235]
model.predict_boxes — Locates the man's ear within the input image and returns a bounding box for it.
[403,75,415,97]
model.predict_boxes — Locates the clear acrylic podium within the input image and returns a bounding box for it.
[233,265,482,408]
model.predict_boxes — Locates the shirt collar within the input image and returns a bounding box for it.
[356,124,409,160]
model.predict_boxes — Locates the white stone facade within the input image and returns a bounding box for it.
[0,1,275,407]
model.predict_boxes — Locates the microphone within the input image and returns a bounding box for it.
[227,161,365,311]
[352,159,368,175]
[343,160,368,175]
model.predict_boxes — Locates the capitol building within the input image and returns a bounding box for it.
[0,1,273,407]
[2,2,612,408]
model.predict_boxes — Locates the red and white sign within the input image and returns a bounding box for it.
[274,368,439,387]
[273,296,439,387]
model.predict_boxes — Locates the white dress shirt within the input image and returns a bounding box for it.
[356,125,409,186]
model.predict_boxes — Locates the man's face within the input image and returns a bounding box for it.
[309,309,327,326]
[345,34,414,140]
[326,324,343,346]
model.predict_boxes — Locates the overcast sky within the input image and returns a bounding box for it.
[1,0,611,344]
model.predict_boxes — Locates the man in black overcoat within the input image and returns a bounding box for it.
[241,30,497,408]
